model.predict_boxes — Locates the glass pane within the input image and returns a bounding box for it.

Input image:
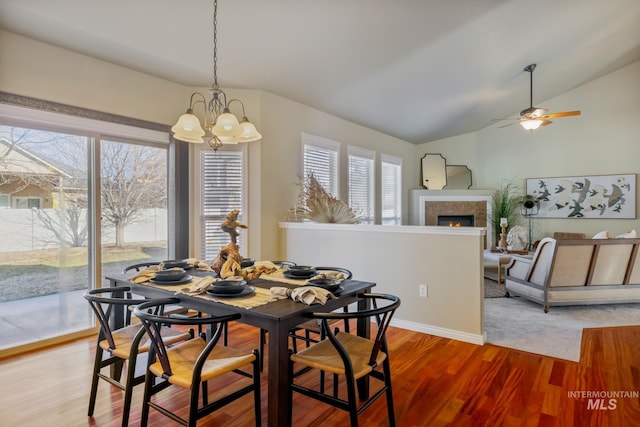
[100,140,168,282]
[0,125,92,350]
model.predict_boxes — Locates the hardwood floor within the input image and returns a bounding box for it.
[1,323,639,426]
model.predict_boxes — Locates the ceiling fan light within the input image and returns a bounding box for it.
[212,110,241,136]
[171,111,205,143]
[520,119,543,130]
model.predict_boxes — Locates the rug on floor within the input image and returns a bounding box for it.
[483,278,506,298]
[484,297,640,361]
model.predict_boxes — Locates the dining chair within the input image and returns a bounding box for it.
[133,297,261,427]
[122,261,160,274]
[288,293,401,427]
[83,287,192,427]
[289,266,353,353]
[123,260,207,334]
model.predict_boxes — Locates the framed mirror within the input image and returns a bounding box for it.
[421,153,447,189]
[446,165,472,189]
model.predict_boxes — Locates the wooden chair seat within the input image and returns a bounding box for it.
[100,323,188,359]
[150,338,257,388]
[291,332,386,378]
[83,287,192,427]
[288,292,400,427]
[134,297,261,427]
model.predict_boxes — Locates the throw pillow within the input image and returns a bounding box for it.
[616,229,637,238]
[592,230,609,239]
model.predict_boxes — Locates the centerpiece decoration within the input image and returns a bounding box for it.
[210,209,276,280]
[286,175,360,223]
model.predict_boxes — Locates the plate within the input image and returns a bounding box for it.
[284,271,316,280]
[286,265,316,276]
[306,278,341,292]
[149,275,193,285]
[207,285,255,298]
[162,259,193,269]
[210,280,248,294]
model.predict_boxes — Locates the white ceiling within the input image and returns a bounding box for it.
[1,0,639,143]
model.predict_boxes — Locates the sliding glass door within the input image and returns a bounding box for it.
[0,119,169,355]
[0,125,92,350]
[99,139,168,283]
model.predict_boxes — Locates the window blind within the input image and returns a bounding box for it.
[348,146,375,224]
[381,154,402,225]
[302,134,339,196]
[200,150,245,260]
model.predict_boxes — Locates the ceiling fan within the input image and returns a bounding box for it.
[496,63,581,130]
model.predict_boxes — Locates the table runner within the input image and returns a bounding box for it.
[136,279,285,309]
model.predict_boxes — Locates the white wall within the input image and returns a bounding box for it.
[280,222,486,344]
[0,30,419,262]
[255,91,418,259]
[417,60,640,241]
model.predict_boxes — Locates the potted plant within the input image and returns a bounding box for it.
[491,180,522,247]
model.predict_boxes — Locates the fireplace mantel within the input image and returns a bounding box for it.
[409,189,494,247]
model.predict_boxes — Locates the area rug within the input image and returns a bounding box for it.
[484,297,640,361]
[483,278,506,298]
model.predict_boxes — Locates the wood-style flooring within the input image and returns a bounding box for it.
[1,322,639,426]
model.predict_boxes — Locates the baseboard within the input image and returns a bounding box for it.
[391,318,485,345]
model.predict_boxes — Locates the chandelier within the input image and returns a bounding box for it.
[171,0,261,150]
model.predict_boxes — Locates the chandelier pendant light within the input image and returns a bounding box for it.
[171,0,261,150]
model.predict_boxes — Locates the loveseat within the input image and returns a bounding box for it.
[504,237,640,312]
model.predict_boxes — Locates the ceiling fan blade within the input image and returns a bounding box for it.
[541,110,581,119]
[540,119,553,126]
[498,121,517,128]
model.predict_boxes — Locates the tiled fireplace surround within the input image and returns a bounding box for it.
[409,189,494,248]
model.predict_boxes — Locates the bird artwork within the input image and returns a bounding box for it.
[605,184,623,208]
[549,179,574,211]
[526,174,634,219]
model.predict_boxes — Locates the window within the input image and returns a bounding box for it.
[381,154,402,225]
[302,133,339,196]
[200,148,247,260]
[348,146,375,224]
[0,101,170,356]
[13,197,41,209]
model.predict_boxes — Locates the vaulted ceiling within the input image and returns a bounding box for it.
[1,0,639,143]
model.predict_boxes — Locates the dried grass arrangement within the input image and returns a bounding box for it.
[286,175,360,224]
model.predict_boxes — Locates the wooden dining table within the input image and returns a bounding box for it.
[105,269,375,427]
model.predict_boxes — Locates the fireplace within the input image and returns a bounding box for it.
[438,215,475,227]
[409,189,494,248]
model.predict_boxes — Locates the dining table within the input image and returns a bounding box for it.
[105,265,375,427]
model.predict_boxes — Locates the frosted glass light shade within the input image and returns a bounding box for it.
[237,119,262,142]
[212,111,241,136]
[217,135,239,144]
[171,112,205,143]
[520,119,543,130]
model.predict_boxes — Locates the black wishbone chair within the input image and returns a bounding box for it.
[134,297,261,427]
[288,293,401,427]
[122,261,160,273]
[289,266,353,353]
[83,287,192,427]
